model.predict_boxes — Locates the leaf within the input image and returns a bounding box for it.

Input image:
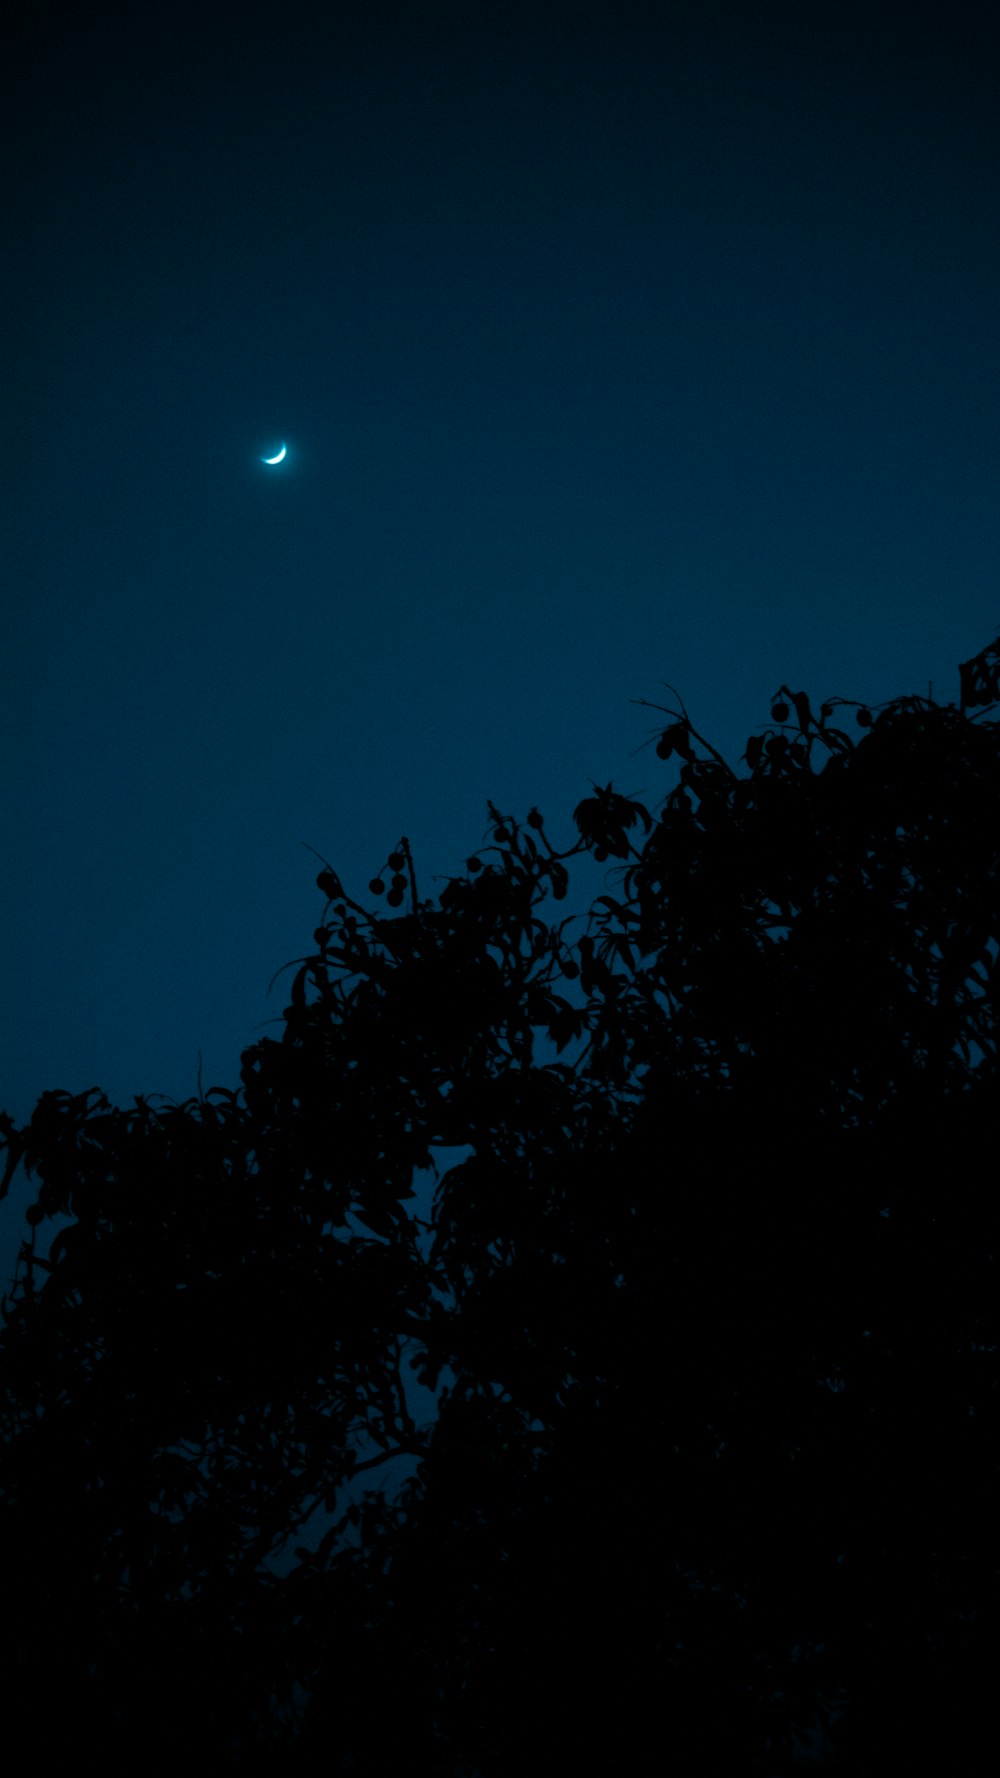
[790,690,814,732]
[657,721,696,762]
[959,642,1000,712]
[317,868,345,899]
[0,1115,25,1202]
[550,861,569,901]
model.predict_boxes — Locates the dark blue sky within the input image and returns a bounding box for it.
[5,0,999,1177]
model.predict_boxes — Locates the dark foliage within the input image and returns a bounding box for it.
[3,637,1000,1772]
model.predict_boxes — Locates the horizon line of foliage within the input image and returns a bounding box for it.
[2,631,999,1772]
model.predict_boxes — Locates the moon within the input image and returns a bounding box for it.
[262,444,287,464]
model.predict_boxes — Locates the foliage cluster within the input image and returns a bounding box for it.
[3,636,1000,1771]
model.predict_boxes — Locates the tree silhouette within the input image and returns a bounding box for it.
[3,637,999,1772]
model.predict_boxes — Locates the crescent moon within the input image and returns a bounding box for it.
[262,444,287,464]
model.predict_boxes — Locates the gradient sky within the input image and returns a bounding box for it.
[4,1,1000,1280]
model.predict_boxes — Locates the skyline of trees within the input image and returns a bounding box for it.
[2,634,999,1770]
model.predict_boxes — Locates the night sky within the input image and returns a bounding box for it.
[5,1,1000,1278]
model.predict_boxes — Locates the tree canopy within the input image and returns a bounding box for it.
[3,638,1000,1772]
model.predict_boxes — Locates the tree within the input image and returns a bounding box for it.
[3,637,1000,1772]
